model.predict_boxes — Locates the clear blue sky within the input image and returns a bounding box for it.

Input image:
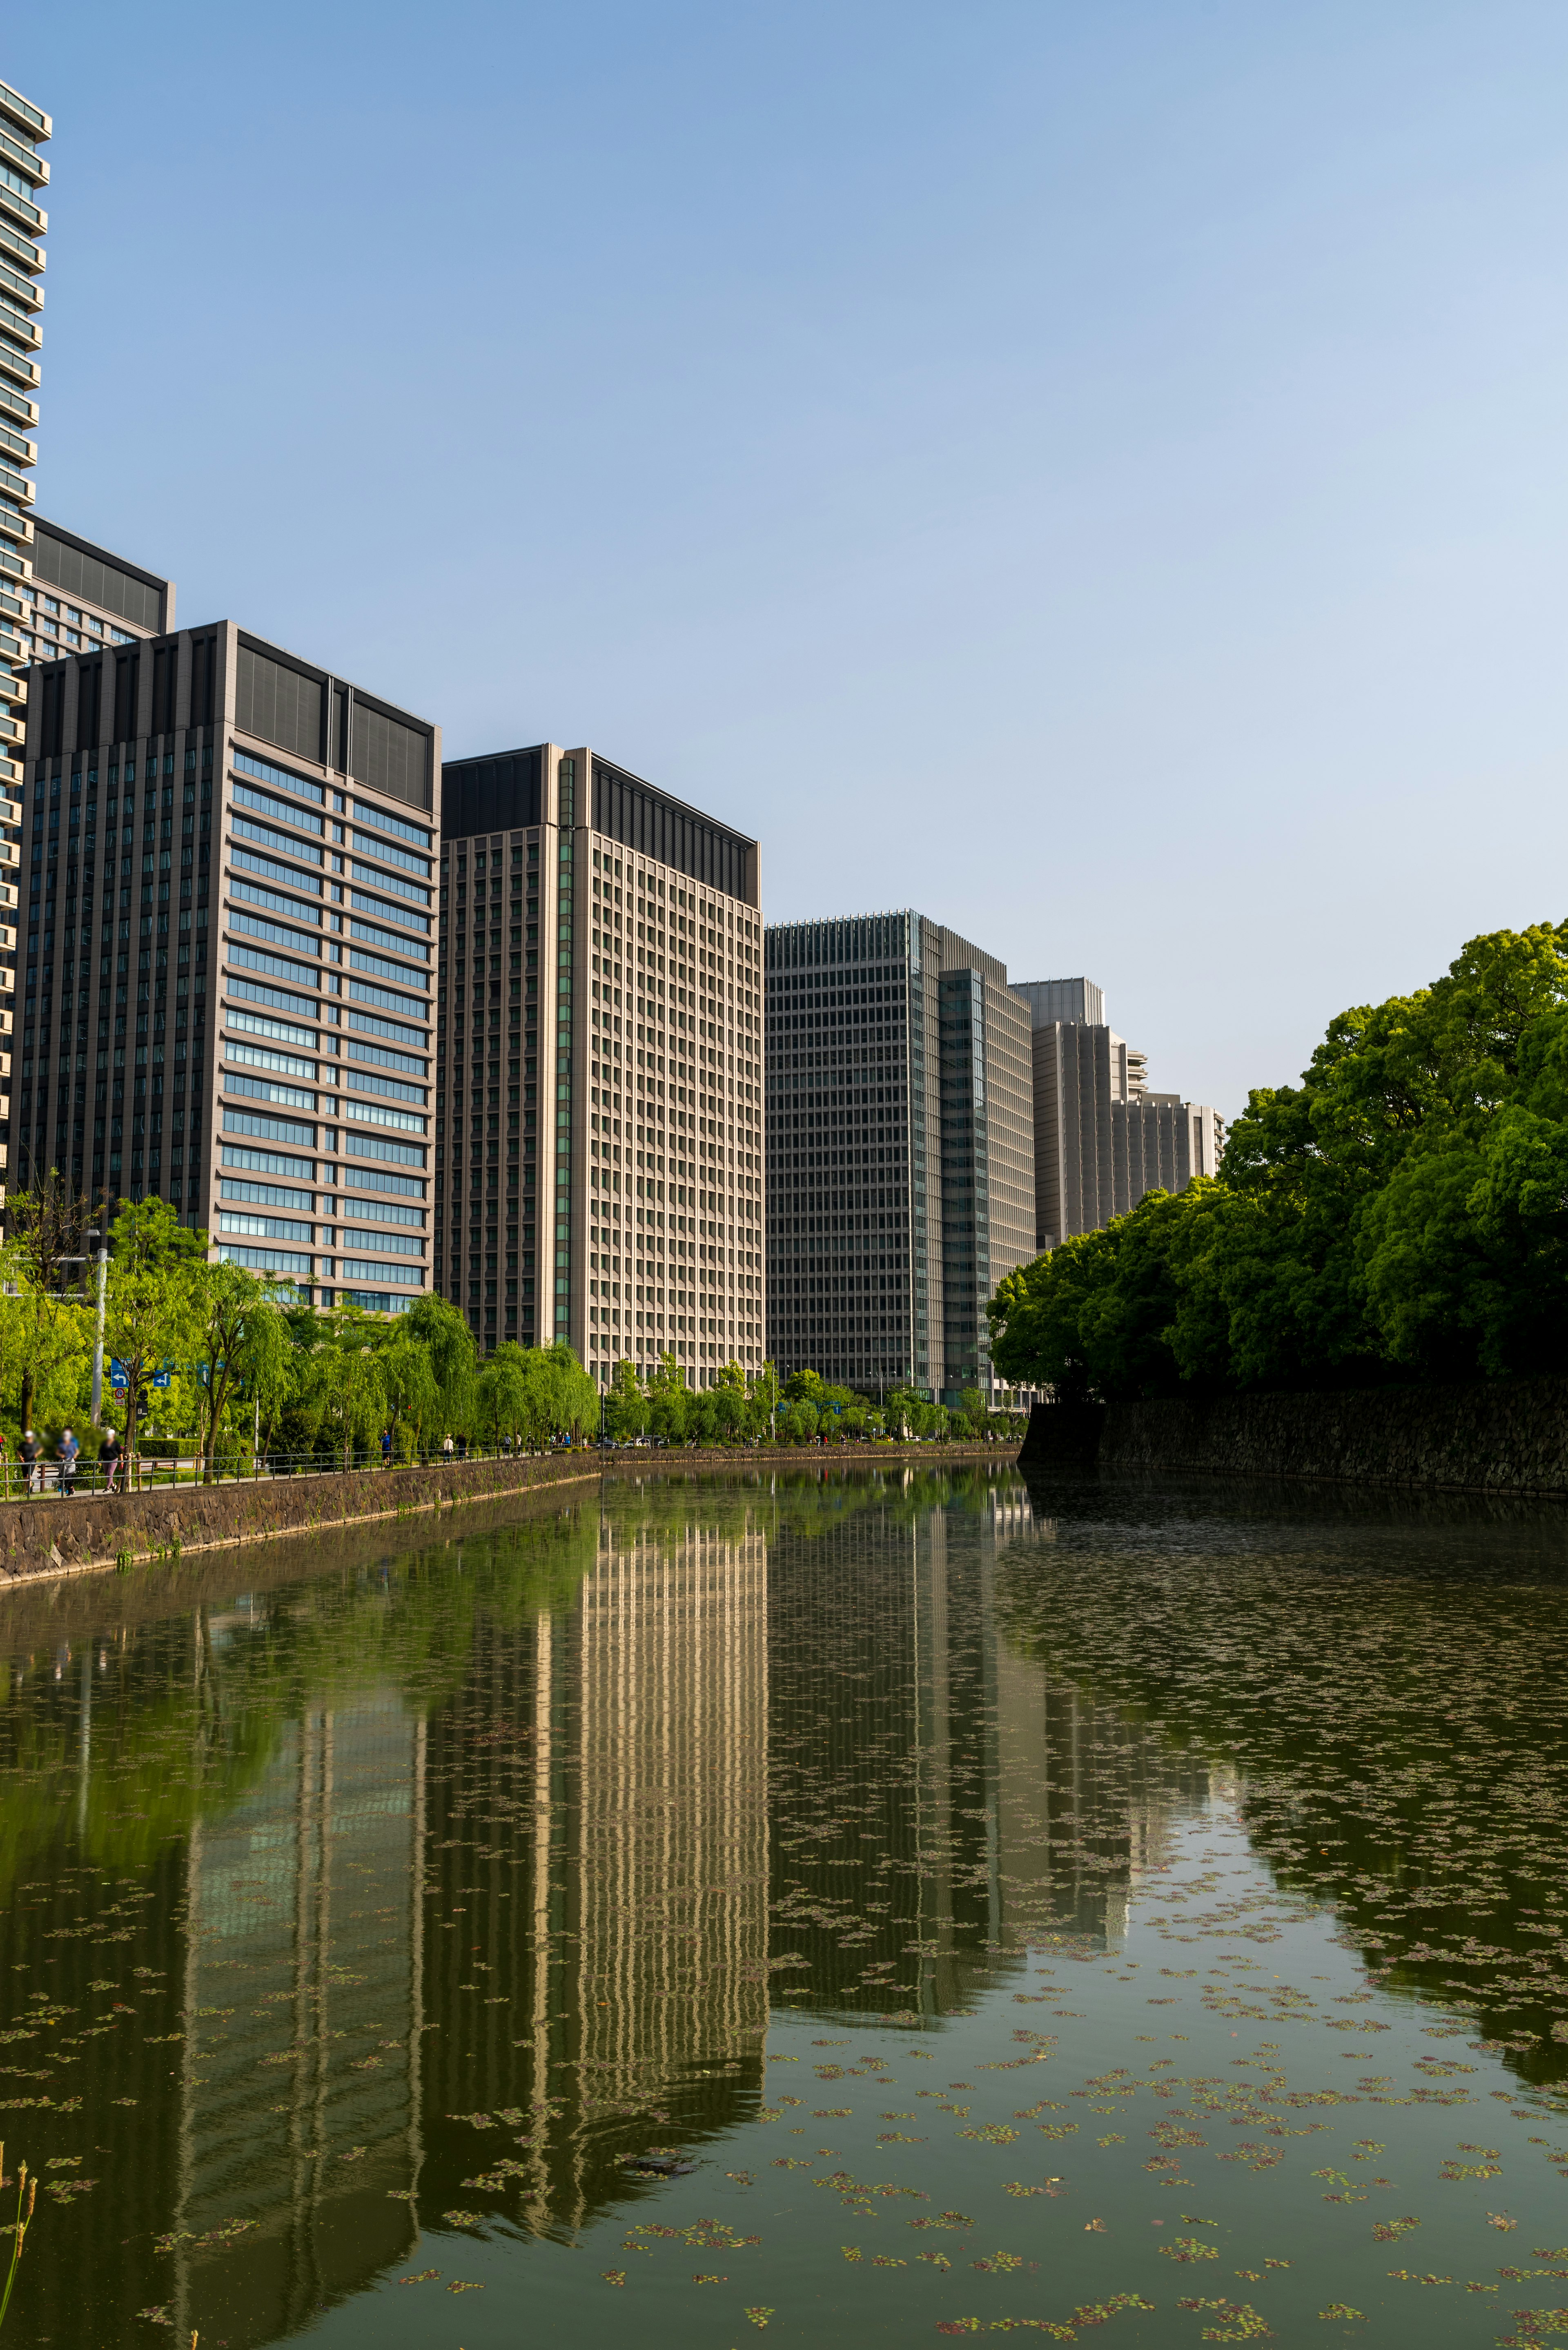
[12,3,1568,1115]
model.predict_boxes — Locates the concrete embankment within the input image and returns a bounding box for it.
[0,1441,1008,1591]
[1018,1378,1568,1496]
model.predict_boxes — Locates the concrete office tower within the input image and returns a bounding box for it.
[763,911,1034,1405]
[20,628,439,1311]
[1010,975,1104,1030]
[1013,977,1221,1248]
[434,745,765,1371]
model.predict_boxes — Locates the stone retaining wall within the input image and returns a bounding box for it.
[1019,1378,1568,1494]
[0,1441,1008,1592]
[0,1452,601,1589]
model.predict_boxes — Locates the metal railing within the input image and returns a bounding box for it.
[0,1438,591,1500]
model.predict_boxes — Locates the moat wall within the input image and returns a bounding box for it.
[1018,1379,1568,1496]
[0,1441,1005,1591]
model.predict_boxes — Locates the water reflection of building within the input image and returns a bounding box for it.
[171,1686,424,2344]
[766,1474,1216,2016]
[419,1503,769,2234]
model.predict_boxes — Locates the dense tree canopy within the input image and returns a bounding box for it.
[988,925,1568,1400]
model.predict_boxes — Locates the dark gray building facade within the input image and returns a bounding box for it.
[764,910,1034,1405]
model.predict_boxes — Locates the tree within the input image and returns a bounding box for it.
[3,1172,100,1440]
[647,1353,690,1443]
[189,1258,293,1481]
[381,1320,443,1458]
[605,1358,648,1441]
[476,1343,532,1447]
[298,1306,392,1469]
[748,1360,780,1442]
[402,1293,477,1443]
[987,923,1568,1400]
[102,1199,205,1468]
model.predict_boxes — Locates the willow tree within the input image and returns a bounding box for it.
[189,1257,294,1481]
[298,1305,392,1471]
[381,1319,443,1458]
[101,1198,205,1469]
[4,1172,100,1439]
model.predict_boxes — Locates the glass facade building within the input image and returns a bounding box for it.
[434,745,765,1372]
[18,626,439,1310]
[762,910,1035,1406]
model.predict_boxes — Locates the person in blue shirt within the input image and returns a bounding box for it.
[56,1427,80,1498]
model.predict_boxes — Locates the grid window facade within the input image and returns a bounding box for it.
[764,911,1035,1405]
[434,745,764,1372]
[17,624,437,1307]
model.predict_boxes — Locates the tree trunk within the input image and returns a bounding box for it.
[19,1360,32,1444]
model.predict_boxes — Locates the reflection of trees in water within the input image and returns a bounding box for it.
[763,1475,1219,2019]
[0,1505,606,2346]
[996,1490,1568,2095]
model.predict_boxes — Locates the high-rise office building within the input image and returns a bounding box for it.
[763,911,1034,1405]
[0,75,49,1198]
[434,745,765,1371]
[20,627,439,1311]
[1013,976,1221,1249]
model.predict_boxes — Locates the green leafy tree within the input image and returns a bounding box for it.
[103,1198,205,1468]
[605,1357,648,1440]
[298,1306,392,1469]
[476,1343,532,1446]
[748,1359,781,1442]
[2,1172,100,1441]
[989,923,1568,1399]
[647,1352,690,1442]
[403,1292,477,1442]
[381,1320,444,1458]
[190,1257,293,1482]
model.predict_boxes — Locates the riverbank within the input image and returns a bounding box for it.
[1018,1377,1568,1494]
[0,1440,1004,1590]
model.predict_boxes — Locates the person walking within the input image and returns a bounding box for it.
[99,1426,124,1495]
[441,1433,454,1464]
[20,1428,40,1496]
[56,1427,80,1498]
[381,1426,393,1468]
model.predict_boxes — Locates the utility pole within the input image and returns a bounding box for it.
[89,1231,107,1424]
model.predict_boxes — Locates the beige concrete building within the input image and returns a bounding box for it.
[18,626,438,1309]
[1013,977,1223,1249]
[435,745,764,1374]
[764,910,1034,1405]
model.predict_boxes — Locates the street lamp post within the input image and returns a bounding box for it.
[89,1231,107,1425]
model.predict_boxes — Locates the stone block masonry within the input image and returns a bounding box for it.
[1018,1377,1568,1496]
[0,1451,601,1589]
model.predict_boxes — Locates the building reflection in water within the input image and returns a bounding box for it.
[172,1685,426,2342]
[764,1472,1221,2017]
[419,1499,771,2242]
[0,1469,1226,2345]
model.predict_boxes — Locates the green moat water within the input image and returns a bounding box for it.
[2,1465,1568,2348]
